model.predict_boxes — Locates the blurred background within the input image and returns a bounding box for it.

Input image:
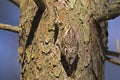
[0,0,20,80]
[0,0,120,80]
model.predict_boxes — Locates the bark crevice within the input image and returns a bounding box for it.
[25,4,46,49]
[61,54,79,77]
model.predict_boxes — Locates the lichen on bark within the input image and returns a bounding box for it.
[17,0,110,80]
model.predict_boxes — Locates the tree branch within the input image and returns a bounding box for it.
[105,51,120,66]
[9,0,20,7]
[105,56,120,66]
[106,51,120,57]
[0,23,21,33]
[95,0,120,22]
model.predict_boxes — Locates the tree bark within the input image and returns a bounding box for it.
[6,0,119,80]
[18,0,107,80]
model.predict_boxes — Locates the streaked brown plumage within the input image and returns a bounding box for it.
[61,27,79,66]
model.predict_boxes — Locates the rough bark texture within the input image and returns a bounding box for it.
[18,0,108,80]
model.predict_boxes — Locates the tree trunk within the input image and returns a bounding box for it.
[18,0,108,80]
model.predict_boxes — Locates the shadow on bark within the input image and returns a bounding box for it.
[25,5,46,49]
[53,23,59,44]
[21,3,46,76]
[61,54,79,76]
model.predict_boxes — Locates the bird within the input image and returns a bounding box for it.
[61,26,79,66]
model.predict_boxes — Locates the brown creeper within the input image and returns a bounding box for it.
[61,27,79,66]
